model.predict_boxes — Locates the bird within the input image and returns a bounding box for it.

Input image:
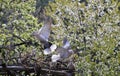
[32,16,57,55]
[51,37,74,62]
[32,16,51,43]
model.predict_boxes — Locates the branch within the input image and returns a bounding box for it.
[0,66,34,71]
[12,34,25,42]
[0,65,75,75]
[0,40,36,50]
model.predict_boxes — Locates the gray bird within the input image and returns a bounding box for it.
[32,16,57,55]
[32,16,51,43]
[51,37,74,62]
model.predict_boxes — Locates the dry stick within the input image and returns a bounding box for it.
[0,40,34,49]
[0,65,75,75]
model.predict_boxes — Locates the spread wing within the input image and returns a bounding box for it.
[63,37,70,49]
[38,17,52,42]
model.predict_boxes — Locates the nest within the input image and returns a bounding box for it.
[0,52,75,76]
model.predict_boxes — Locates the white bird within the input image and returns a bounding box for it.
[32,16,57,55]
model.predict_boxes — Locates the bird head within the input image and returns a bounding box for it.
[68,49,74,54]
[31,31,38,36]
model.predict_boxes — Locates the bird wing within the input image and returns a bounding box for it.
[38,17,52,42]
[63,37,70,49]
[56,47,69,58]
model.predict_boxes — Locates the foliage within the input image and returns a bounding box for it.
[44,0,120,76]
[0,0,120,76]
[0,0,41,63]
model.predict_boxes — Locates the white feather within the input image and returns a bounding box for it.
[51,54,60,62]
[68,49,73,53]
[50,44,57,52]
[43,48,51,55]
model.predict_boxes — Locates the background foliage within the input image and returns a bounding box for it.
[0,0,120,76]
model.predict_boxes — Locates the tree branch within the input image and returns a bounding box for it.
[0,65,75,76]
